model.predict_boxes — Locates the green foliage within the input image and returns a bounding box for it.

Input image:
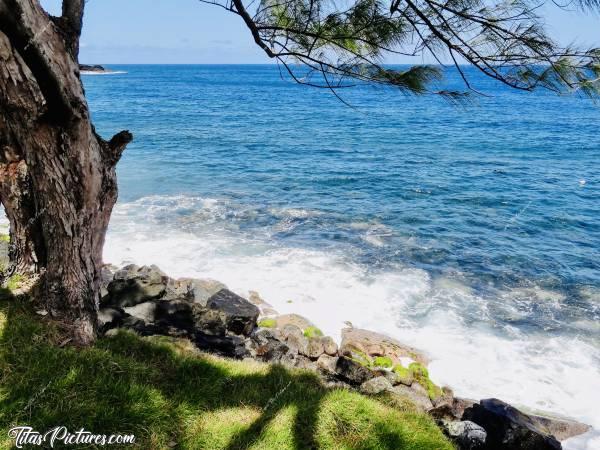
[373,356,393,368]
[0,234,9,243]
[258,318,277,328]
[303,326,324,338]
[0,299,453,449]
[233,0,600,98]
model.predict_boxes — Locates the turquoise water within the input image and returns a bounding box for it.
[83,65,599,447]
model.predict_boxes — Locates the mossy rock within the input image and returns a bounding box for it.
[257,318,277,328]
[373,356,393,369]
[393,364,414,385]
[303,326,323,338]
[409,362,442,401]
[347,348,373,368]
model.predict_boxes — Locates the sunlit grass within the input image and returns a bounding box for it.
[0,295,452,449]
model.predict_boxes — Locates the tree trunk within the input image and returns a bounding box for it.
[0,0,131,345]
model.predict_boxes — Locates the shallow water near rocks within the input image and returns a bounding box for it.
[11,64,600,447]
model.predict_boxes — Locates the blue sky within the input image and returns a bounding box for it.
[41,0,599,64]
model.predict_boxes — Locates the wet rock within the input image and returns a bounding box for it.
[440,420,487,450]
[388,384,433,411]
[106,264,168,307]
[335,356,374,385]
[360,376,392,395]
[164,278,226,305]
[463,398,561,450]
[201,289,259,336]
[317,354,338,375]
[528,413,591,441]
[340,327,428,365]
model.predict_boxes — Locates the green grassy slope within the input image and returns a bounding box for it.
[0,292,452,449]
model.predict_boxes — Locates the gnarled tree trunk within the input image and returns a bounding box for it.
[0,0,131,344]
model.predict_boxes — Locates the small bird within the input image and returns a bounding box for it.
[343,321,354,329]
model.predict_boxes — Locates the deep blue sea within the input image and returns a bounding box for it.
[82,65,599,447]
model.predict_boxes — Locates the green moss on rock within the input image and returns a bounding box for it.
[393,364,414,385]
[409,362,442,400]
[258,318,277,328]
[303,326,323,338]
[373,356,393,368]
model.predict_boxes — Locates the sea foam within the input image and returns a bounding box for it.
[103,196,600,448]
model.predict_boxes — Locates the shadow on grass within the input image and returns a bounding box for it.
[0,296,452,450]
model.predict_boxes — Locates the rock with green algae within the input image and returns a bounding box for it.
[393,364,414,386]
[373,356,393,368]
[257,318,277,328]
[303,326,323,338]
[409,362,443,401]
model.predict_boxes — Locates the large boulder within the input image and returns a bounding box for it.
[194,333,248,359]
[163,277,226,305]
[335,356,374,385]
[123,301,157,324]
[247,328,296,365]
[388,384,433,411]
[440,420,487,450]
[527,412,591,441]
[97,307,127,333]
[317,354,339,376]
[105,265,168,307]
[195,289,259,336]
[462,398,562,450]
[274,313,315,331]
[340,327,428,366]
[360,376,393,395]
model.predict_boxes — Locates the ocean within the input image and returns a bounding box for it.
[79,65,599,448]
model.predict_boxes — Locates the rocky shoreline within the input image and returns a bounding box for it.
[95,264,591,450]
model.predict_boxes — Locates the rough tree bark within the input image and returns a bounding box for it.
[0,0,131,344]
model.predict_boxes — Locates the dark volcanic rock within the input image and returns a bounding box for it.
[105,265,168,307]
[440,420,487,450]
[97,307,126,333]
[155,299,194,331]
[194,333,248,358]
[335,356,374,385]
[200,289,259,336]
[247,328,296,364]
[463,398,561,450]
[79,64,107,72]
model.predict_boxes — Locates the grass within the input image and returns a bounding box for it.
[0,292,453,450]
